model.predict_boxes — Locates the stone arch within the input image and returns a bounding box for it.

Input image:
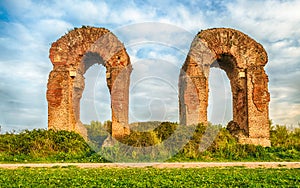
[179,28,270,146]
[47,26,131,139]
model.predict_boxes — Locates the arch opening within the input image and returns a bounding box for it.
[83,52,105,72]
[215,54,248,134]
[80,62,111,125]
[47,27,131,139]
[179,28,270,146]
[73,52,106,128]
[207,63,232,126]
[47,27,270,146]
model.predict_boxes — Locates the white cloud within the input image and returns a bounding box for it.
[220,0,300,126]
[33,19,73,40]
[0,0,299,131]
[225,0,300,41]
[270,101,300,126]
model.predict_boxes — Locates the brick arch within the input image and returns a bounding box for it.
[47,26,131,139]
[179,28,270,146]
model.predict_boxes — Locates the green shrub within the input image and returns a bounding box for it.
[84,121,110,148]
[270,125,300,150]
[0,129,95,162]
[121,130,161,147]
[0,121,299,162]
[154,122,178,140]
[171,123,300,162]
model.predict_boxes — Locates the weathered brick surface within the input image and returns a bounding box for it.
[179,28,270,146]
[47,26,131,139]
[47,27,270,146]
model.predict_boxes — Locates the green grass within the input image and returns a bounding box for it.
[0,167,299,187]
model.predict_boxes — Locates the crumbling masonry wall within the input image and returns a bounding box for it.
[179,28,270,146]
[47,27,270,147]
[47,26,131,139]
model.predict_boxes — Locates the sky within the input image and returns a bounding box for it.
[0,0,299,133]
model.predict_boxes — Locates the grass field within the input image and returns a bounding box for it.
[0,167,299,187]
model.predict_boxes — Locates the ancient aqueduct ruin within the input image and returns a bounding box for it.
[47,27,270,146]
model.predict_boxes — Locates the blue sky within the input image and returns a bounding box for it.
[0,0,299,132]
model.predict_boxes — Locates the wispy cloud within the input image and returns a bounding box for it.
[0,0,299,132]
